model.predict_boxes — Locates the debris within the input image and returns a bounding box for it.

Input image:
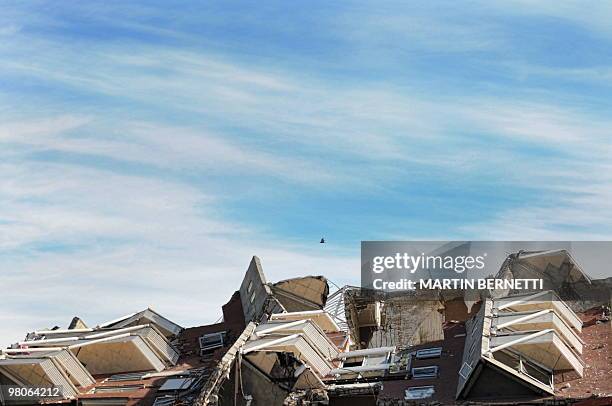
[2,252,610,405]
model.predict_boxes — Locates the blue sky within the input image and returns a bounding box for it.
[1,1,611,343]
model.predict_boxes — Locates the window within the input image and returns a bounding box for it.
[342,357,363,368]
[362,354,388,366]
[199,331,225,353]
[342,353,390,369]
[107,372,148,382]
[405,386,435,400]
[159,377,195,391]
[153,396,175,406]
[412,366,438,379]
[250,291,256,303]
[247,280,253,293]
[93,384,143,393]
[416,347,442,359]
[459,362,472,379]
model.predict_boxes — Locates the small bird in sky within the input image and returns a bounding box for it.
[320,237,326,244]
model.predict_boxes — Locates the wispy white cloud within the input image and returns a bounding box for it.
[485,1,612,39]
[0,116,342,185]
[453,100,612,149]
[494,61,612,88]
[462,158,612,240]
[0,115,91,141]
[1,1,611,347]
[0,158,357,343]
[1,27,609,166]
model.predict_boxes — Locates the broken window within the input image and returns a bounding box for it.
[416,347,442,359]
[341,352,389,369]
[493,349,553,388]
[405,385,435,400]
[342,357,363,368]
[363,353,388,366]
[412,366,438,379]
[199,331,226,353]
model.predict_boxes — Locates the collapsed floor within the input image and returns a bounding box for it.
[0,251,610,406]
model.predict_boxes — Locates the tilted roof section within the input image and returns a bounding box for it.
[98,308,183,338]
[0,352,84,399]
[272,275,329,311]
[12,325,179,375]
[494,250,593,309]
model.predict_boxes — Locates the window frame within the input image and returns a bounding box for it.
[415,347,442,359]
[405,385,435,400]
[199,331,226,353]
[411,365,439,379]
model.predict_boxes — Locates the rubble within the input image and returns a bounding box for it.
[1,251,610,405]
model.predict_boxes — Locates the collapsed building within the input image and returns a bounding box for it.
[0,251,610,406]
[493,249,611,312]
